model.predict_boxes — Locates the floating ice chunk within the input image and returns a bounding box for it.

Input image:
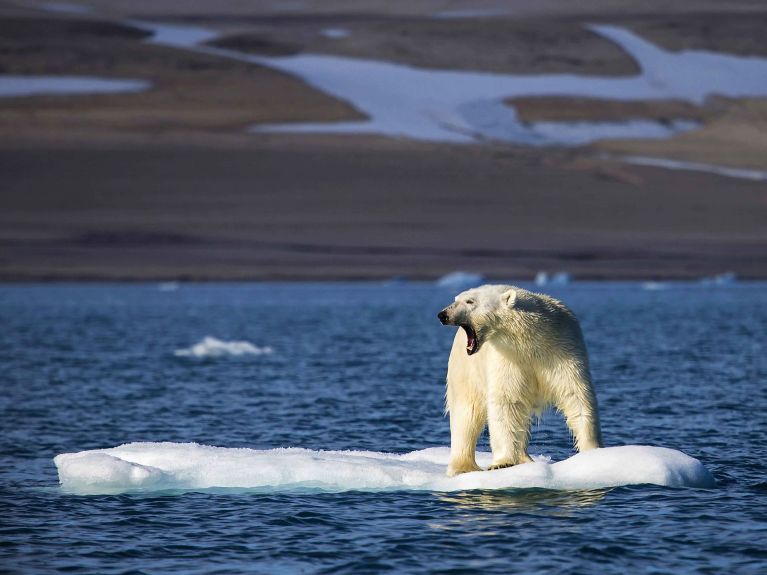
[54,443,716,495]
[157,282,179,292]
[54,451,169,493]
[535,271,571,286]
[700,272,737,286]
[551,272,572,285]
[436,272,485,289]
[642,281,668,291]
[174,336,272,358]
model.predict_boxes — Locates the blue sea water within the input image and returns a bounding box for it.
[1,282,765,574]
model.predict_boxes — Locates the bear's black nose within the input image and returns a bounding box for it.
[438,310,449,324]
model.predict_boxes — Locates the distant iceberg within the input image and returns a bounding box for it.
[54,442,716,495]
[642,281,668,291]
[700,272,737,286]
[436,272,485,289]
[174,337,272,358]
[535,271,571,286]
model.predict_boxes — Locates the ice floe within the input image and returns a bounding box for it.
[54,443,716,495]
[174,336,273,358]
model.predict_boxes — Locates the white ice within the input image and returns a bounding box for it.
[535,272,572,287]
[700,272,738,286]
[131,21,767,146]
[157,281,179,292]
[54,443,716,495]
[0,75,149,98]
[436,271,485,289]
[174,336,273,358]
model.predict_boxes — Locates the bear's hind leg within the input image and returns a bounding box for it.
[486,367,535,470]
[551,365,603,451]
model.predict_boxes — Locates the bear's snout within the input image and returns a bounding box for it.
[438,309,450,324]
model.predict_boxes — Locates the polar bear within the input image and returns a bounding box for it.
[438,284,602,476]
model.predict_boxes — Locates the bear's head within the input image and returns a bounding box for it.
[437,284,518,355]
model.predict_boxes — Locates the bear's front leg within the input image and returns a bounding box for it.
[486,383,534,470]
[447,401,486,477]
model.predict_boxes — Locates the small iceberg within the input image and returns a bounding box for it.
[700,272,737,286]
[642,281,668,291]
[436,272,485,289]
[535,271,571,286]
[174,337,272,358]
[54,443,716,495]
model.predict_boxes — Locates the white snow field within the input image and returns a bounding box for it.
[0,75,149,98]
[133,21,767,146]
[54,443,716,495]
[174,336,273,358]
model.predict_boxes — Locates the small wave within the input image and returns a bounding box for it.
[174,337,272,358]
[54,443,715,495]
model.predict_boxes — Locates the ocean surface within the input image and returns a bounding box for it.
[1,282,765,574]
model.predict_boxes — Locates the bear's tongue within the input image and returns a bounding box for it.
[463,325,478,355]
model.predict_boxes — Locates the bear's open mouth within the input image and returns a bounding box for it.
[462,325,478,355]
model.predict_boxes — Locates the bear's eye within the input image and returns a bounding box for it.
[465,299,475,305]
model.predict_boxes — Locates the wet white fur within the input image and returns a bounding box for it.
[444,285,602,476]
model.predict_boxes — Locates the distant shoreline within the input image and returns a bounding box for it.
[2,145,764,282]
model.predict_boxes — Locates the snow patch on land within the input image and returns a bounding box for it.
[320,28,350,39]
[174,337,273,358]
[0,75,149,98]
[54,443,716,495]
[245,24,767,145]
[622,156,767,181]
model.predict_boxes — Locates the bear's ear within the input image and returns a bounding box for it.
[501,289,517,308]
